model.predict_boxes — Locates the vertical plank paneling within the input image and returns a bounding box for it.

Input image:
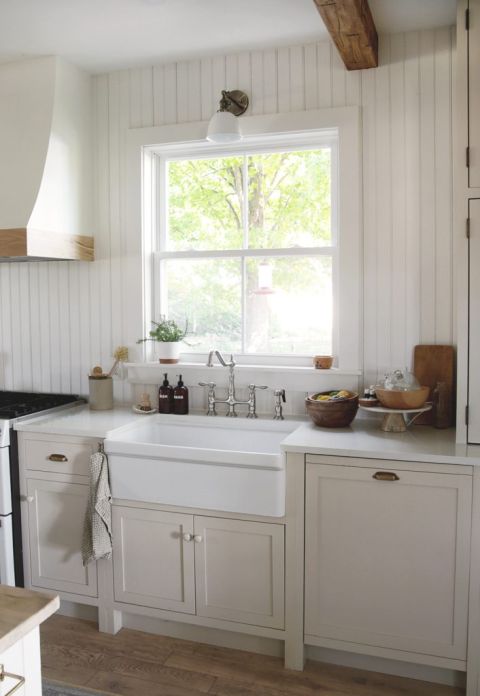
[263,49,278,114]
[200,57,213,121]
[289,46,305,111]
[361,66,378,386]
[404,32,422,359]
[419,30,437,344]
[250,51,264,115]
[153,65,165,126]
[434,27,453,344]
[389,33,407,370]
[0,31,455,397]
[374,36,393,375]
[304,44,318,110]
[317,43,332,108]
[277,47,291,113]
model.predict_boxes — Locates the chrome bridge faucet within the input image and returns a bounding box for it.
[199,350,267,418]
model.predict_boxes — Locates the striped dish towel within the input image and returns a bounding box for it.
[82,450,112,566]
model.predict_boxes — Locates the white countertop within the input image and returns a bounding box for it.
[281,419,480,465]
[14,405,144,439]
[14,405,480,466]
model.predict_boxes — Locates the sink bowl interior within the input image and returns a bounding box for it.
[112,417,294,455]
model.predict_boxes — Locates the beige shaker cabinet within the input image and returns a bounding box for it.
[304,461,472,661]
[194,515,284,629]
[19,434,98,600]
[112,506,196,614]
[24,476,98,598]
[112,505,285,629]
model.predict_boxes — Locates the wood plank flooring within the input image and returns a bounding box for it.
[41,615,464,696]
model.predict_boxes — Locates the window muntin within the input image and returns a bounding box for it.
[156,137,338,357]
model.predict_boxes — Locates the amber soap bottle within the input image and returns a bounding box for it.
[173,375,189,415]
[158,373,173,413]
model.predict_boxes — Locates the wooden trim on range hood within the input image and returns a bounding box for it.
[313,0,378,70]
[0,228,94,261]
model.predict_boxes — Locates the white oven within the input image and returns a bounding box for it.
[0,445,15,585]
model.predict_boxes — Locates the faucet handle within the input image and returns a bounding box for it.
[248,384,268,391]
[199,381,216,389]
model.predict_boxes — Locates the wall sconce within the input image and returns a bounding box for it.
[207,90,249,143]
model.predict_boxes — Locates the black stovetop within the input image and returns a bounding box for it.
[0,391,81,420]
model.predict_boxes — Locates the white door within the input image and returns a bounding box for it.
[26,478,97,597]
[194,516,285,629]
[469,199,480,442]
[112,506,195,614]
[305,463,471,660]
[469,0,480,187]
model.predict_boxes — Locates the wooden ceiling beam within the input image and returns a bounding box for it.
[313,0,378,70]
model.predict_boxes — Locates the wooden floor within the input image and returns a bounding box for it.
[41,615,464,696]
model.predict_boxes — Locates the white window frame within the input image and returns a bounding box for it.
[125,107,362,372]
[154,132,339,361]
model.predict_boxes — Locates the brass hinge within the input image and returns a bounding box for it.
[466,405,470,426]
[467,146,470,168]
[467,217,471,238]
[466,7,470,30]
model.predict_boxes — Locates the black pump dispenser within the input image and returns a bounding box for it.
[173,374,189,415]
[158,373,173,413]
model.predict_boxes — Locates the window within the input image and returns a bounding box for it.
[155,133,338,358]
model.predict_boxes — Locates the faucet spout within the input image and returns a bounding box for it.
[206,350,231,368]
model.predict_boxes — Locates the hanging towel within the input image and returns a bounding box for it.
[82,450,112,566]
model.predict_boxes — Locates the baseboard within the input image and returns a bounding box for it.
[307,646,466,688]
[122,612,284,657]
[57,599,98,622]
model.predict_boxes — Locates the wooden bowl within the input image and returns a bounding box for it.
[375,386,429,410]
[305,391,359,428]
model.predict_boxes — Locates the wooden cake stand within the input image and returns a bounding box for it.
[359,403,432,432]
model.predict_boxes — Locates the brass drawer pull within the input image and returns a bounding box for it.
[0,664,26,696]
[48,453,68,462]
[373,471,399,482]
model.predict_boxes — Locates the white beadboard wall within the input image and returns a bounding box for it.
[0,29,454,399]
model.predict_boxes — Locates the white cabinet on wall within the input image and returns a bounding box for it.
[304,460,472,662]
[112,505,285,630]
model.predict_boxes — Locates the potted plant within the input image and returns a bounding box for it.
[137,318,188,364]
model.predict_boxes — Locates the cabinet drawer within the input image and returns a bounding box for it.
[24,439,94,476]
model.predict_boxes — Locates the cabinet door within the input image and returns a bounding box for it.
[469,0,480,187]
[305,463,471,660]
[26,478,97,597]
[469,199,480,442]
[112,506,195,614]
[0,628,41,696]
[194,516,284,629]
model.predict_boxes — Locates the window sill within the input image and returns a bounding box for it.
[125,361,361,392]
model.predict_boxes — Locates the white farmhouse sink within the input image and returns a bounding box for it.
[105,414,298,517]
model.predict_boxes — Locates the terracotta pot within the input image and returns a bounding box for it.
[313,355,333,369]
[155,341,181,364]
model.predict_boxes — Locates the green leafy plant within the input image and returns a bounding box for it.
[137,317,188,344]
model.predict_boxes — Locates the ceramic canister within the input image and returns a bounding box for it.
[89,375,114,410]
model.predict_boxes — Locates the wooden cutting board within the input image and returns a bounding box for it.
[413,345,455,426]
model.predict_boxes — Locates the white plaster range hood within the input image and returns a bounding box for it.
[0,57,94,261]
